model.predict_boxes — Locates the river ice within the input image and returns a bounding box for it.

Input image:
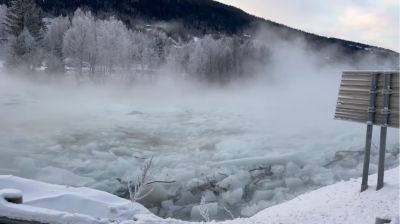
[0,73,398,220]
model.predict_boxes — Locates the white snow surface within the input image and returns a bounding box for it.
[0,175,154,224]
[250,166,400,224]
[0,167,398,224]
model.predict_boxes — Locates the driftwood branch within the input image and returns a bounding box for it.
[145,180,176,185]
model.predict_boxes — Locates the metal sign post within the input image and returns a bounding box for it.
[377,73,392,190]
[335,71,399,192]
[360,73,378,192]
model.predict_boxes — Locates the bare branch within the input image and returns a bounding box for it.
[198,195,210,222]
[128,156,154,203]
[145,180,176,185]
[223,205,235,220]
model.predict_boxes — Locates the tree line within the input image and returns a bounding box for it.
[0,0,270,84]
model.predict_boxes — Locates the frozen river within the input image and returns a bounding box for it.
[0,73,398,220]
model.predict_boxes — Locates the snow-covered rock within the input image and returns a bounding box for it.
[222,188,243,206]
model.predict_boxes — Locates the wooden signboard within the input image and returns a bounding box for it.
[335,71,399,128]
[335,71,399,192]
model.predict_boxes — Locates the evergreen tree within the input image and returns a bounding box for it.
[2,0,23,37]
[3,0,45,41]
[6,27,38,69]
[0,4,8,38]
[23,1,45,42]
[3,0,45,69]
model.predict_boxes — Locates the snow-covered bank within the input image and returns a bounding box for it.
[250,166,399,224]
[0,167,398,224]
[0,175,154,224]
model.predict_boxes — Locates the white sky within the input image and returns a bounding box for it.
[217,0,399,52]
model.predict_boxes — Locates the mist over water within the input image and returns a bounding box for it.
[0,36,398,220]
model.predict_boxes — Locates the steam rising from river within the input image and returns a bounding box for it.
[0,35,398,220]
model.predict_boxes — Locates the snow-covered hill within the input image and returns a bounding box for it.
[0,167,398,224]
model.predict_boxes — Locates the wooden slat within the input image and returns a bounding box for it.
[337,98,369,107]
[343,70,399,74]
[377,75,400,88]
[376,98,400,109]
[335,71,400,128]
[335,113,367,121]
[339,88,370,94]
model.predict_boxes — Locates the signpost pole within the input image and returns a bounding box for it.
[377,73,392,190]
[361,73,379,192]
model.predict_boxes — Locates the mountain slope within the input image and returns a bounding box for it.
[0,0,398,64]
[5,0,258,35]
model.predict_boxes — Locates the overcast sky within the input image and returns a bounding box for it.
[217,0,399,52]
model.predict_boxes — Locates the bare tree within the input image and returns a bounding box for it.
[63,8,96,79]
[97,17,130,77]
[45,16,70,73]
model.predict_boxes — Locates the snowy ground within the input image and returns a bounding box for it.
[0,167,398,224]
[0,72,399,220]
[249,167,399,224]
[0,175,154,224]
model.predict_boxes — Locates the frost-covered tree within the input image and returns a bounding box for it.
[169,35,270,83]
[129,29,170,71]
[2,0,24,38]
[3,0,45,41]
[0,4,9,58]
[6,27,39,70]
[129,31,148,69]
[147,29,170,68]
[3,0,45,69]
[0,4,8,38]
[44,16,70,74]
[97,17,130,76]
[63,9,96,78]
